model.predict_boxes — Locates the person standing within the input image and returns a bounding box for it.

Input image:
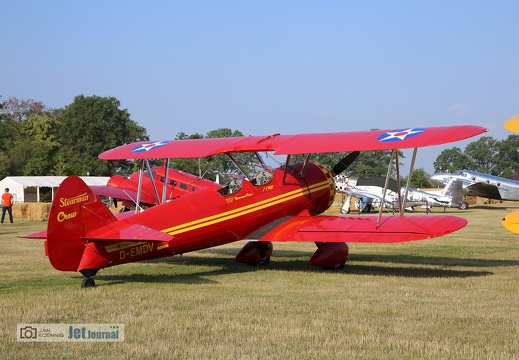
[1,188,14,223]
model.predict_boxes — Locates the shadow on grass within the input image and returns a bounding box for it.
[349,253,519,268]
[0,229,19,235]
[78,250,501,287]
[196,246,519,268]
[87,272,221,287]
[344,264,492,278]
[467,205,514,211]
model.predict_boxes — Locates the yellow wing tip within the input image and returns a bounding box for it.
[504,114,519,133]
[502,210,519,234]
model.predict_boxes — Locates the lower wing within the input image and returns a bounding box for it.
[247,215,467,243]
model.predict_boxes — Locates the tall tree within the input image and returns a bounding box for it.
[58,95,148,176]
[403,168,432,188]
[463,136,499,174]
[495,135,519,178]
[433,147,472,173]
[0,97,54,176]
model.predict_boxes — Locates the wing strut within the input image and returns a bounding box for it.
[161,158,171,203]
[225,153,252,181]
[401,148,418,213]
[135,158,163,212]
[301,154,312,177]
[376,148,420,226]
[135,159,145,213]
[144,159,161,204]
[282,155,291,184]
[377,150,397,226]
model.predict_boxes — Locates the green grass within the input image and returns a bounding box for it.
[1,204,519,359]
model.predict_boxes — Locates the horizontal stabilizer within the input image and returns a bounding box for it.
[84,222,174,242]
[254,215,467,243]
[20,230,47,239]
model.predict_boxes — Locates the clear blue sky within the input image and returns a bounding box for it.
[2,1,518,173]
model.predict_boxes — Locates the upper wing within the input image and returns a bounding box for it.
[90,185,158,205]
[99,125,487,160]
[247,215,467,243]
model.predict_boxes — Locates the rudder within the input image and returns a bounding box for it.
[46,175,116,271]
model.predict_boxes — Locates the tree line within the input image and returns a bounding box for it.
[1,95,518,187]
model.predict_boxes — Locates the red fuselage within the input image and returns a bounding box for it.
[96,161,335,268]
[46,161,335,272]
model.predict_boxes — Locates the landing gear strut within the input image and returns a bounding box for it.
[80,269,99,288]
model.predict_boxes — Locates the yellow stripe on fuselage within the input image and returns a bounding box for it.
[161,180,332,236]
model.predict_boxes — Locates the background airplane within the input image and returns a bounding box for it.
[431,170,519,202]
[26,125,486,288]
[334,175,399,213]
[403,178,467,212]
[335,176,466,214]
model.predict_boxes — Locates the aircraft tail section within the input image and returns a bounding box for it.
[46,175,117,272]
[442,178,464,206]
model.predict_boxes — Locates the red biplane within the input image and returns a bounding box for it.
[29,125,486,287]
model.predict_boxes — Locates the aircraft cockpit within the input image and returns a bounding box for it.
[251,170,274,186]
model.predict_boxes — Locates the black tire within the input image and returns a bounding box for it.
[458,201,469,210]
[81,278,96,288]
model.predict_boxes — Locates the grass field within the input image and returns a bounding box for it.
[1,203,519,359]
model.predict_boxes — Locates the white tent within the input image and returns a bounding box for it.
[0,176,109,203]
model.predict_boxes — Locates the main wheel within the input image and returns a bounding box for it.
[81,278,96,288]
[458,201,469,210]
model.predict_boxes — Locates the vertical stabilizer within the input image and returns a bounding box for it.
[46,175,116,271]
[442,178,464,206]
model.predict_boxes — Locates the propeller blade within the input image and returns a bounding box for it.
[332,151,360,176]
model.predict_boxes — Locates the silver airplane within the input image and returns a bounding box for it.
[334,175,466,214]
[431,170,519,202]
[403,178,467,212]
[334,175,399,213]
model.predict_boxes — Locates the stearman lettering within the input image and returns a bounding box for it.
[60,192,89,207]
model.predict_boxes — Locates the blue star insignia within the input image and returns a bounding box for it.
[132,141,169,153]
[378,128,425,142]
